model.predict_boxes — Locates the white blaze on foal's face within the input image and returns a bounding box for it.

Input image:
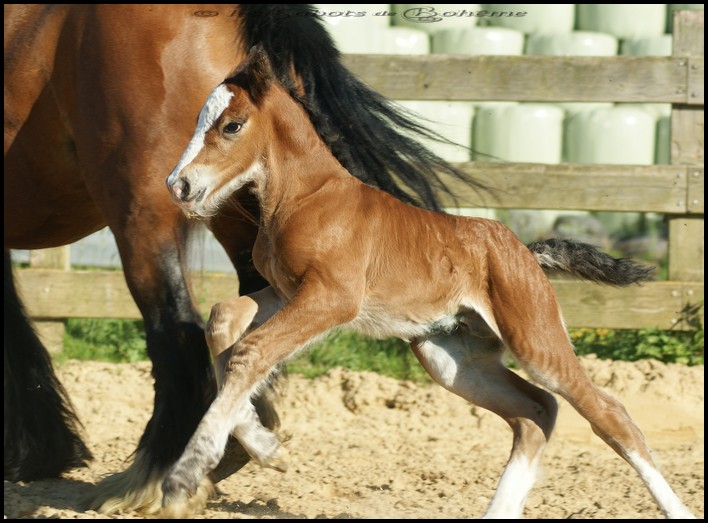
[169,84,233,180]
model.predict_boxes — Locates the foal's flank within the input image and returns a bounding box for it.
[163,46,695,519]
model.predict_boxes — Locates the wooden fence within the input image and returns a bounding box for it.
[15,10,704,337]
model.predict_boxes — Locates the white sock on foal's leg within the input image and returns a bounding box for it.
[628,452,695,519]
[483,454,541,519]
[232,395,287,471]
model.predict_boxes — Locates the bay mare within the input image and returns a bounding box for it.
[4,5,484,514]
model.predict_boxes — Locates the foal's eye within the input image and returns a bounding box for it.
[223,122,242,134]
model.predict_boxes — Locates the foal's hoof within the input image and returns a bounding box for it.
[209,435,253,484]
[262,446,289,473]
[160,476,214,518]
[267,450,289,473]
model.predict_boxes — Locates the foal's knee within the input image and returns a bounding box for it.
[507,407,556,466]
[535,388,559,439]
[206,297,259,359]
[206,297,260,388]
[509,388,558,451]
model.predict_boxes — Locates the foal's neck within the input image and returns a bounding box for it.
[256,94,352,222]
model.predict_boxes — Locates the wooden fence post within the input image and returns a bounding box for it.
[668,10,704,327]
[28,246,70,354]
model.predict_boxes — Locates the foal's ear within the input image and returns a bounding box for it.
[227,45,275,106]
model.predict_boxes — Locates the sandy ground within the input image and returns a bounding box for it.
[3,356,704,519]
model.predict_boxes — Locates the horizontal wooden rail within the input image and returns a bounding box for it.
[15,269,703,330]
[438,163,705,214]
[15,270,238,321]
[342,55,705,105]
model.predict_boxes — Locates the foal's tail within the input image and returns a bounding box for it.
[527,238,656,286]
[238,4,488,212]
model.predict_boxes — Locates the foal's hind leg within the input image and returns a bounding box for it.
[502,316,695,519]
[411,327,558,519]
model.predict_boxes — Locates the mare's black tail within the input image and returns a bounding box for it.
[239,4,487,212]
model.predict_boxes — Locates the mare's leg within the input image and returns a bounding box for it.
[4,251,93,481]
[79,127,275,516]
[161,279,358,516]
[68,8,277,512]
[87,207,279,513]
[410,325,558,519]
[86,212,220,514]
[208,189,268,297]
[5,7,97,478]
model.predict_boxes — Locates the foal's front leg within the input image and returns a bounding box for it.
[161,280,359,515]
[206,286,283,388]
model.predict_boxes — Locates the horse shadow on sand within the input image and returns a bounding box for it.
[3,476,96,517]
[211,496,355,519]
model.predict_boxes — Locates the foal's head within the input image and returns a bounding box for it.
[166,46,284,218]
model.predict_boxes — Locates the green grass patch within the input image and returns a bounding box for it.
[285,331,431,383]
[58,318,147,364]
[570,325,704,366]
[58,318,704,378]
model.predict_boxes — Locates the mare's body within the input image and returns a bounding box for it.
[4,5,479,514]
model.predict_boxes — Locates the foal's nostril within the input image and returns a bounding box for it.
[168,176,201,204]
[176,178,191,201]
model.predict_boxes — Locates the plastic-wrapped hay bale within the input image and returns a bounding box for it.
[397,101,475,162]
[481,4,575,34]
[314,4,394,53]
[376,26,430,54]
[655,114,671,164]
[313,4,393,27]
[565,106,657,164]
[618,36,672,164]
[474,103,564,163]
[577,4,668,39]
[613,103,671,165]
[526,30,618,56]
[620,34,672,56]
[473,101,519,132]
[615,103,671,120]
[558,102,615,117]
[429,21,516,163]
[392,4,482,33]
[474,84,527,135]
[464,23,525,145]
[432,26,525,55]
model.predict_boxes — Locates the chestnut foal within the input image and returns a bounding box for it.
[163,47,695,519]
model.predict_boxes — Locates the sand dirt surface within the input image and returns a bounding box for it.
[3,356,704,519]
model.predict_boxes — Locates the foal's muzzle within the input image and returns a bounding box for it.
[167,177,205,206]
